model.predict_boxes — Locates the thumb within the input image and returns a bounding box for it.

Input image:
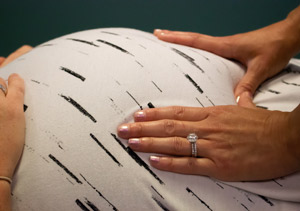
[236,91,255,108]
[234,64,267,99]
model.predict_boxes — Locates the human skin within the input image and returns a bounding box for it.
[0,74,25,211]
[0,46,28,211]
[117,6,300,182]
[118,101,300,181]
[153,6,300,99]
[0,45,32,68]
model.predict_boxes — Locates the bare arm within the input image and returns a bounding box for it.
[116,6,300,182]
[154,6,300,99]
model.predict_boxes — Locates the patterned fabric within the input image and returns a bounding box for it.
[1,28,300,211]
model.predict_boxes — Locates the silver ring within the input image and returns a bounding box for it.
[187,133,198,157]
[0,84,7,96]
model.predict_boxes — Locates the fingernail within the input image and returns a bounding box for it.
[134,111,145,121]
[118,125,129,136]
[150,156,160,163]
[154,29,162,34]
[236,95,240,104]
[128,138,140,146]
[159,32,173,38]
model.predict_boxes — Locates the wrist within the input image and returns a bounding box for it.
[286,6,300,28]
[283,6,300,56]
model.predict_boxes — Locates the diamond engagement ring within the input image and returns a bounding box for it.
[187,133,198,157]
[0,84,7,96]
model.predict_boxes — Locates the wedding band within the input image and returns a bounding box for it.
[0,84,7,96]
[0,176,12,184]
[187,133,198,157]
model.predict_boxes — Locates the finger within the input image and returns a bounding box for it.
[134,106,210,122]
[128,137,211,158]
[0,57,5,66]
[0,78,8,97]
[1,45,32,67]
[118,120,204,139]
[234,72,261,98]
[154,29,234,58]
[234,58,268,98]
[149,156,215,176]
[6,74,25,107]
[154,29,200,37]
[236,91,255,108]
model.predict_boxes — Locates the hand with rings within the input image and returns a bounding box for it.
[0,74,25,179]
[117,97,300,182]
[0,45,30,180]
[0,73,25,210]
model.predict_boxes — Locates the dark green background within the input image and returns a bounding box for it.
[1,0,299,56]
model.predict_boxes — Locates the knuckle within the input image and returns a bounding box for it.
[172,137,184,153]
[10,73,19,78]
[207,109,219,119]
[238,82,255,94]
[131,123,143,136]
[164,157,175,171]
[193,35,203,47]
[171,106,185,120]
[186,158,197,169]
[150,108,158,119]
[18,45,32,53]
[208,106,227,117]
[143,137,154,150]
[9,73,25,86]
[22,45,33,50]
[163,119,176,135]
[9,73,22,81]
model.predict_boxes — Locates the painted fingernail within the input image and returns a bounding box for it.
[236,95,240,104]
[150,156,160,163]
[118,125,129,136]
[134,111,145,121]
[128,138,140,146]
[154,29,162,34]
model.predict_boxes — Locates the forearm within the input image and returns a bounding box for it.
[0,181,11,211]
[286,6,300,30]
[283,6,300,56]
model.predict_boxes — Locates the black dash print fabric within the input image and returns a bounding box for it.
[1,28,300,211]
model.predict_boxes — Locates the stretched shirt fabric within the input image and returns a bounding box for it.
[1,28,300,211]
